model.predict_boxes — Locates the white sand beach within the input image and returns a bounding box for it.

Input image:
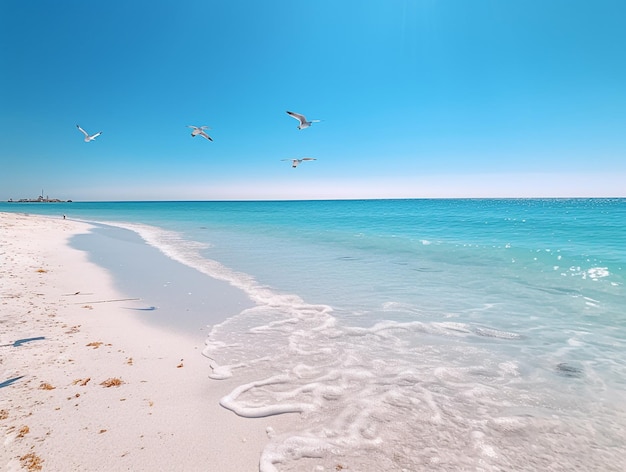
[0,212,289,471]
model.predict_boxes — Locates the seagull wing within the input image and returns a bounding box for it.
[91,131,102,139]
[301,158,316,161]
[199,131,213,141]
[76,125,89,137]
[286,111,306,124]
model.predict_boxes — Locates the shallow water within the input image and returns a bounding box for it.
[3,199,625,470]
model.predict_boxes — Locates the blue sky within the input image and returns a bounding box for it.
[1,0,625,200]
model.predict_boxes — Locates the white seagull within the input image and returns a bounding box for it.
[76,125,102,142]
[286,111,321,130]
[282,158,317,168]
[187,125,213,141]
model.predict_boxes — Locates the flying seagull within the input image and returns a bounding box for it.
[187,125,213,141]
[76,125,102,142]
[282,158,317,168]
[286,111,321,130]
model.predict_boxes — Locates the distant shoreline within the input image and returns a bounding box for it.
[7,198,72,203]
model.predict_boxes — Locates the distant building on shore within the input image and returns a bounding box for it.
[8,192,72,203]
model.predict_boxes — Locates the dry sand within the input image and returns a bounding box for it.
[0,212,287,471]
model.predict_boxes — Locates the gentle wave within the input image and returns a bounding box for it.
[203,300,624,471]
[95,220,271,302]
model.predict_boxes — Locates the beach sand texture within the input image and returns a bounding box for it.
[0,212,284,471]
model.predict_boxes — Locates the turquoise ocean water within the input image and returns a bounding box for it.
[2,199,625,470]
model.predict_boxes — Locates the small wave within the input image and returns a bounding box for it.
[93,220,276,305]
[472,326,523,340]
[337,256,359,261]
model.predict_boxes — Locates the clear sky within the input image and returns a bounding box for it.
[1,0,625,201]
